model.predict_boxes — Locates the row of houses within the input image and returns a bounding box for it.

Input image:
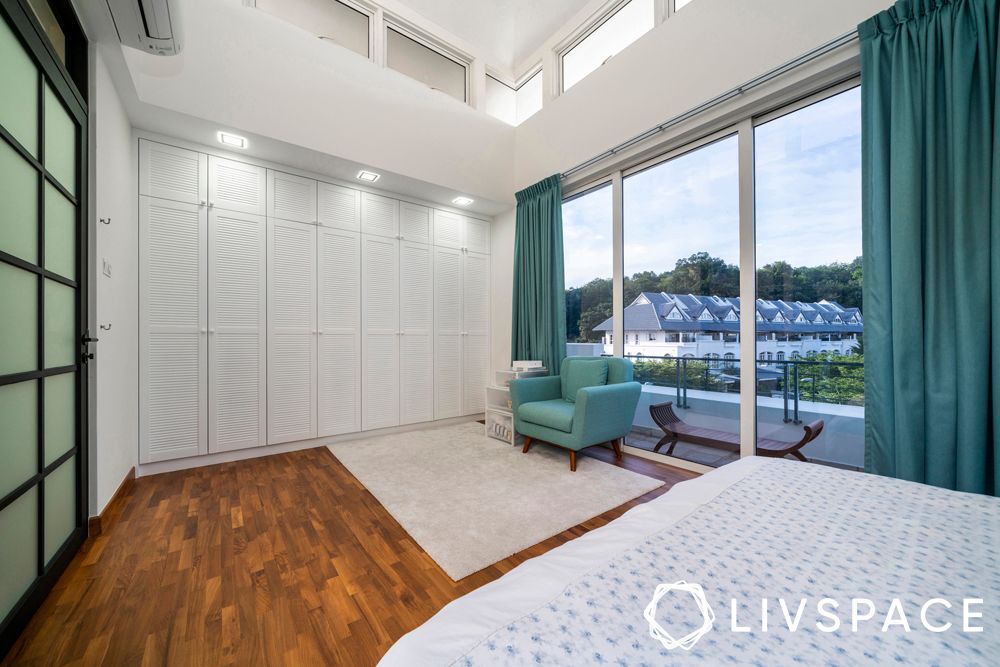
[591,292,862,359]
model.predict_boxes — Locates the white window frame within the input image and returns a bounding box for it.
[555,0,667,95]
[382,16,473,103]
[561,73,862,475]
[247,0,378,61]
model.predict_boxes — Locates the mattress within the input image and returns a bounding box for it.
[379,457,1000,666]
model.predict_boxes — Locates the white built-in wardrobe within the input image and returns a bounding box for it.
[138,139,490,464]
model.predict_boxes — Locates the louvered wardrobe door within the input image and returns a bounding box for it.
[267,218,317,444]
[318,182,361,231]
[433,209,463,249]
[462,251,490,414]
[318,227,361,436]
[268,170,318,224]
[139,196,207,463]
[139,140,206,205]
[361,192,399,238]
[399,241,433,425]
[208,209,266,453]
[464,217,491,254]
[208,156,266,215]
[362,234,400,430]
[399,202,431,244]
[433,246,463,419]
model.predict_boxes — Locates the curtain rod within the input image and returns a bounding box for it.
[560,30,860,181]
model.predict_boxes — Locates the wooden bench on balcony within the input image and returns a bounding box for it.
[648,401,823,462]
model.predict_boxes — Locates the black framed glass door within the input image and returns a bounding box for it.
[0,0,87,657]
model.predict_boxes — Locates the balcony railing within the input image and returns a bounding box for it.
[626,354,864,426]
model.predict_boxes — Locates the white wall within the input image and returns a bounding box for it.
[120,0,516,206]
[513,0,889,189]
[91,47,138,515]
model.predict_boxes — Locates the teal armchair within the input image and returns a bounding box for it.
[510,357,641,471]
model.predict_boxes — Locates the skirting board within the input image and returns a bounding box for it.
[87,466,136,536]
[136,415,484,477]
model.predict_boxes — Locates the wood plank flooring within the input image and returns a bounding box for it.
[2,440,697,667]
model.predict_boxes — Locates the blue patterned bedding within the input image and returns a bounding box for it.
[382,458,1000,666]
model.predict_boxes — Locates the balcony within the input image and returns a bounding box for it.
[623,354,865,469]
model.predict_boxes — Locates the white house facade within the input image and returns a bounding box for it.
[592,293,863,361]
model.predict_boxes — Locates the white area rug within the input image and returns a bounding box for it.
[327,421,664,580]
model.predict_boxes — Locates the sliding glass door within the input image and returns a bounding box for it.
[753,87,864,469]
[562,79,862,472]
[0,0,87,656]
[621,134,741,468]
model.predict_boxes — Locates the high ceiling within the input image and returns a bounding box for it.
[395,0,592,72]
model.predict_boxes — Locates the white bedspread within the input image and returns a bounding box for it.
[379,457,1000,666]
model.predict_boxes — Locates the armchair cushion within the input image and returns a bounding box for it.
[517,399,576,433]
[561,359,609,403]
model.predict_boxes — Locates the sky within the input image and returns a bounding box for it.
[563,87,862,289]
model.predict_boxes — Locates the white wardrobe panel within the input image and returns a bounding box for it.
[267,218,317,444]
[433,209,463,249]
[361,192,399,238]
[208,209,266,453]
[399,202,431,244]
[433,246,463,419]
[462,252,490,414]
[139,140,206,205]
[399,241,434,424]
[318,228,362,436]
[139,196,207,463]
[463,252,490,335]
[362,234,399,430]
[318,182,361,231]
[268,170,318,224]
[462,334,489,414]
[465,217,491,254]
[208,156,266,215]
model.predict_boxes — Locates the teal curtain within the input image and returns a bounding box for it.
[860,0,1000,495]
[511,175,567,372]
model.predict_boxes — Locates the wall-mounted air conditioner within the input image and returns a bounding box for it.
[107,0,184,56]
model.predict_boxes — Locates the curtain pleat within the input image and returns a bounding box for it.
[860,0,1000,494]
[511,175,567,372]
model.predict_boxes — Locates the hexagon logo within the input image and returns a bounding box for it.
[643,581,715,651]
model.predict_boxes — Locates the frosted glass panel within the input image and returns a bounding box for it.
[44,182,75,279]
[0,380,37,499]
[44,279,74,367]
[0,15,38,155]
[44,372,74,465]
[0,487,38,620]
[0,263,38,375]
[0,139,39,263]
[44,454,75,565]
[44,84,76,196]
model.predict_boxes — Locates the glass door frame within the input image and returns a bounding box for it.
[0,0,88,657]
[560,76,861,475]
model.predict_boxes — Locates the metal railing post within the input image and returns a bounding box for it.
[792,362,801,424]
[782,362,790,423]
[681,358,689,408]
[675,357,681,406]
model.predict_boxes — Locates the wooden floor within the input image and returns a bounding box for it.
[3,440,696,667]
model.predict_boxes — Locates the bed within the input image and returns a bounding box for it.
[379,457,999,666]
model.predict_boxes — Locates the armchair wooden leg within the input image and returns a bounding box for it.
[612,438,623,461]
[569,450,577,472]
[522,436,533,454]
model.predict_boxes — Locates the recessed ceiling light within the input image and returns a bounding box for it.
[356,170,380,182]
[452,196,474,206]
[217,131,248,149]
